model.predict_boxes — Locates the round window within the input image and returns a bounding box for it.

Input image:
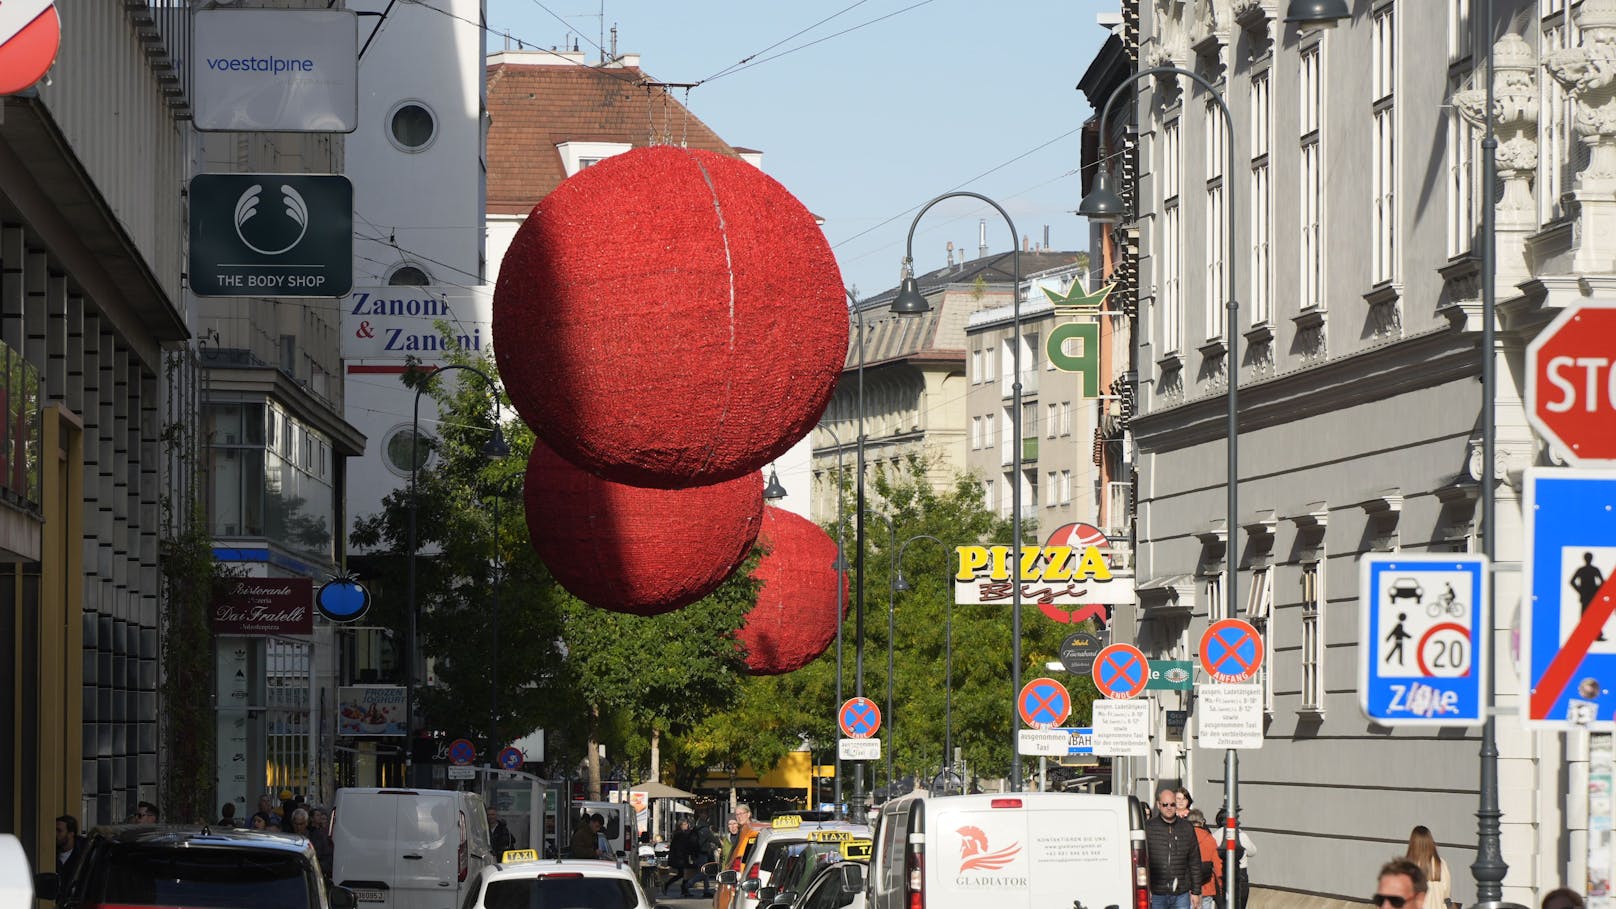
[388,101,437,152]
[383,426,433,476]
[388,265,431,286]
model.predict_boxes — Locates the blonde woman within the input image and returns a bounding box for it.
[1405,826,1451,909]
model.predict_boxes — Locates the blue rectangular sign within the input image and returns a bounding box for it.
[1524,469,1616,729]
[1358,553,1487,727]
[1053,727,1094,754]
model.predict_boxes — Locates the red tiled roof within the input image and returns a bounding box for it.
[485,60,741,215]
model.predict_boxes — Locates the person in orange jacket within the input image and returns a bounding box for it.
[1186,808,1224,909]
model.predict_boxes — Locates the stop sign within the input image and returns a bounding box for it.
[1527,302,1616,464]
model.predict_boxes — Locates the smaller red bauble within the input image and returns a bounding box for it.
[524,440,762,615]
[738,507,847,675]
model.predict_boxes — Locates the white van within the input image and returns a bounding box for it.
[866,792,1147,909]
[332,787,495,909]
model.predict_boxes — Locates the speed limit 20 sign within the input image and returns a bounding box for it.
[1358,553,1488,727]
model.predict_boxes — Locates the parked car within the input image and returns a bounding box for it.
[463,851,650,909]
[331,787,493,909]
[725,817,868,909]
[33,826,352,909]
[755,829,871,908]
[783,856,866,909]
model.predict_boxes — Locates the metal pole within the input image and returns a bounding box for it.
[883,516,897,797]
[894,533,946,794]
[1473,1,1512,902]
[846,287,869,815]
[821,422,848,815]
[900,191,1020,789]
[491,491,500,756]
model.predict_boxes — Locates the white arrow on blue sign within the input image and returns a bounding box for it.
[1358,553,1488,727]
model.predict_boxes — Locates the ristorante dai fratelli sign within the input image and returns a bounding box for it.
[211,577,313,635]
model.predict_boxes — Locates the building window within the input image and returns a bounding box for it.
[1249,69,1273,326]
[971,415,983,450]
[1449,0,1472,62]
[971,347,983,384]
[1046,403,1058,438]
[1046,471,1058,508]
[1299,45,1324,310]
[1541,13,1580,225]
[1371,4,1398,284]
[1162,118,1183,354]
[1301,560,1325,713]
[1447,74,1478,257]
[387,263,432,286]
[1205,99,1227,340]
[1248,566,1275,713]
[1060,469,1073,506]
[387,100,438,152]
[1204,571,1226,622]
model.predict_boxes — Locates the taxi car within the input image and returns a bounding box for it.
[759,833,871,908]
[724,817,869,909]
[784,855,866,909]
[465,849,651,909]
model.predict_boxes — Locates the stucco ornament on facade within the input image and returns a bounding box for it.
[1545,0,1616,192]
[1455,34,1539,229]
[1144,0,1191,71]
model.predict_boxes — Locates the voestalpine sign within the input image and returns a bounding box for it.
[193,8,358,132]
[342,286,492,361]
[211,578,313,636]
[189,173,352,297]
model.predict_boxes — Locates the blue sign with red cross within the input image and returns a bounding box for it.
[448,738,476,766]
[1199,619,1265,684]
[838,697,881,738]
[1017,677,1072,728]
[497,746,524,771]
[1092,643,1149,700]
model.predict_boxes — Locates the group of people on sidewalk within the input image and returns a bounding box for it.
[1143,787,1253,909]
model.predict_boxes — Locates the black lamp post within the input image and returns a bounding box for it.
[892,191,1024,790]
[818,422,849,815]
[485,474,521,759]
[893,534,947,791]
[405,363,506,783]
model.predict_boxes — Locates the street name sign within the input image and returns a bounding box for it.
[1090,699,1150,756]
[838,738,881,761]
[1524,469,1616,728]
[189,173,352,297]
[1527,303,1616,465]
[1358,553,1488,727]
[1195,684,1263,749]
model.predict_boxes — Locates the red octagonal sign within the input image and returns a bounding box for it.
[1528,303,1616,465]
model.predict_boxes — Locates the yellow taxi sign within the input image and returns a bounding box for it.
[839,839,873,861]
[769,815,802,830]
[501,849,539,864]
[807,830,854,843]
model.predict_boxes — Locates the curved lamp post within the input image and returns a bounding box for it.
[893,534,948,791]
[405,363,508,782]
[892,191,1024,789]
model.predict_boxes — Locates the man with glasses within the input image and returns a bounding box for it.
[1373,858,1428,909]
[1145,786,1204,909]
[132,802,158,824]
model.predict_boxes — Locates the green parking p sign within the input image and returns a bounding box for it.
[189,173,352,297]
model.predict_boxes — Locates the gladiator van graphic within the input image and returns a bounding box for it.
[957,825,1021,871]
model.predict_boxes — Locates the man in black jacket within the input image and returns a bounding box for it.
[1145,787,1204,909]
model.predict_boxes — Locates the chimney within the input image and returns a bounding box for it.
[946,241,955,267]
[1023,235,1031,252]
[1044,225,1050,249]
[978,219,988,259]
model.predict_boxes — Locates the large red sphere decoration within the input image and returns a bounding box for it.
[494,145,849,489]
[738,507,847,675]
[523,440,763,615]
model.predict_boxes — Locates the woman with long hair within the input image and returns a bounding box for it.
[1405,825,1450,909]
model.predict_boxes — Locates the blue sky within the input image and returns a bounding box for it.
[485,0,1111,298]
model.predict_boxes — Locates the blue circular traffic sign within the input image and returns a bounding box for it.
[1017,677,1071,728]
[838,697,881,738]
[448,738,477,766]
[497,746,524,770]
[1093,643,1149,699]
[1200,619,1265,683]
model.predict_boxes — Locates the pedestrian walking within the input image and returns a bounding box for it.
[288,808,311,838]
[217,802,239,828]
[686,823,715,897]
[487,806,514,857]
[1372,857,1428,909]
[569,812,603,858]
[55,815,85,876]
[1404,826,1451,909]
[252,793,281,829]
[1214,809,1255,909]
[1146,786,1205,909]
[1185,809,1222,909]
[1543,889,1585,909]
[135,801,158,824]
[664,819,696,898]
[309,807,334,879]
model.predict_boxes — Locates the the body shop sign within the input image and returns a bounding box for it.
[212,578,313,635]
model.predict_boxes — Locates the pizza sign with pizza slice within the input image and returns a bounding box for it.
[0,0,61,96]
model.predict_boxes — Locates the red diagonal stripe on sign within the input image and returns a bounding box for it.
[1531,576,1616,719]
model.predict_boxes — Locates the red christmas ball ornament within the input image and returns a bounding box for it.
[524,439,763,615]
[494,145,848,489]
[738,507,847,675]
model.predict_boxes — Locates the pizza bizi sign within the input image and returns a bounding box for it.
[954,523,1134,607]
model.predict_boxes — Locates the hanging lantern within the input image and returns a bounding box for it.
[523,439,762,615]
[738,507,847,675]
[494,145,848,488]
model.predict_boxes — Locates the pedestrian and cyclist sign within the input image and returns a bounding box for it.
[1524,469,1616,728]
[1358,553,1488,727]
[1199,619,1264,683]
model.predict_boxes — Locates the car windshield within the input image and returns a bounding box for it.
[87,845,314,909]
[484,877,639,909]
[760,840,808,873]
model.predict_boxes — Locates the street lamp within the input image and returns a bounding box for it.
[763,467,787,501]
[1284,0,1350,27]
[818,422,850,815]
[893,191,1024,790]
[405,363,507,784]
[861,510,897,798]
[893,534,947,791]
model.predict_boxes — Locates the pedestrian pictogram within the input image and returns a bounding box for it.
[1092,643,1149,700]
[497,747,524,771]
[1523,469,1616,728]
[1527,303,1616,465]
[838,697,881,739]
[1359,553,1488,727]
[1017,677,1072,729]
[0,1,61,97]
[448,738,477,767]
[1199,619,1264,684]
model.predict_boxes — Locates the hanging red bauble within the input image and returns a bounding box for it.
[523,440,762,615]
[494,145,848,489]
[738,507,847,675]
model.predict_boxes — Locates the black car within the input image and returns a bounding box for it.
[35,826,355,909]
